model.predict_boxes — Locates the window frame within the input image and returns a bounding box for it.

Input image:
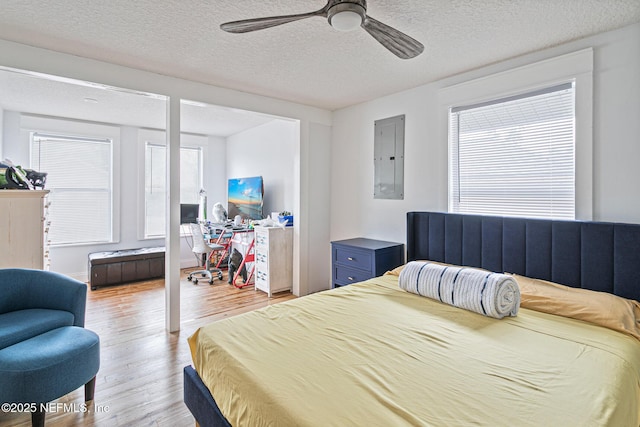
[448,82,576,220]
[438,48,593,220]
[31,132,114,245]
[21,115,120,248]
[138,129,206,239]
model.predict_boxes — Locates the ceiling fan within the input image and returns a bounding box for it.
[220,0,424,60]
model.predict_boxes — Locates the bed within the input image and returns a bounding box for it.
[184,211,640,426]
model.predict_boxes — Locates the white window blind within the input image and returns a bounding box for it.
[31,133,112,245]
[449,82,575,220]
[144,143,202,238]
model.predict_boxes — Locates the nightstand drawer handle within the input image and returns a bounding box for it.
[347,257,355,261]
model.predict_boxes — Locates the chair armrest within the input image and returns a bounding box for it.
[0,269,87,327]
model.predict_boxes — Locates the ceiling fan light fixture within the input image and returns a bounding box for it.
[330,11,362,31]
[221,0,424,59]
[328,3,365,32]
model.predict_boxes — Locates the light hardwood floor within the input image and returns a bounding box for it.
[0,269,296,427]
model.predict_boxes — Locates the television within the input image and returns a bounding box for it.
[228,176,264,220]
[180,203,200,224]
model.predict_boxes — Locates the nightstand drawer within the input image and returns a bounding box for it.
[334,247,372,271]
[334,265,372,285]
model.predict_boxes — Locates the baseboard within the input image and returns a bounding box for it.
[181,259,199,269]
[68,271,89,284]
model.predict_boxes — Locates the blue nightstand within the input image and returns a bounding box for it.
[331,238,404,288]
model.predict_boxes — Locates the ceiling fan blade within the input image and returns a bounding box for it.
[221,10,326,34]
[361,16,424,59]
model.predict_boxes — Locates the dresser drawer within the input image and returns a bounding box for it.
[255,249,268,264]
[255,231,268,247]
[334,265,373,286]
[255,270,268,286]
[334,247,372,271]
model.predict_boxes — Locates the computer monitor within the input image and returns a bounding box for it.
[227,176,264,220]
[180,203,200,224]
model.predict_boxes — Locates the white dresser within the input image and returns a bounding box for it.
[254,226,293,297]
[0,190,50,270]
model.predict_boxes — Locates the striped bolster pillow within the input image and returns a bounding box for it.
[398,261,520,319]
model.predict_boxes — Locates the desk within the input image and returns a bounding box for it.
[205,224,255,288]
[204,225,233,268]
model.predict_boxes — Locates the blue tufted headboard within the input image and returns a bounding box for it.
[406,212,640,301]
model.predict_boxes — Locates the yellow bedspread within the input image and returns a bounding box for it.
[189,275,640,427]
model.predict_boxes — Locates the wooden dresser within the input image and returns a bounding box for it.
[254,226,293,297]
[0,190,50,269]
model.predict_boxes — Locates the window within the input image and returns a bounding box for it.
[31,133,113,245]
[144,143,202,238]
[449,82,575,219]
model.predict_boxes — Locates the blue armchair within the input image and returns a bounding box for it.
[0,268,100,427]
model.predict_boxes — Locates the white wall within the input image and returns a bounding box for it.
[2,111,21,161]
[0,108,4,159]
[206,134,227,211]
[330,23,640,254]
[226,119,297,218]
[306,122,332,294]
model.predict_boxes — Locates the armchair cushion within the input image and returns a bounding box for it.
[0,326,100,404]
[0,309,75,350]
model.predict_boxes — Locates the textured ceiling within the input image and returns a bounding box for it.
[0,0,639,113]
